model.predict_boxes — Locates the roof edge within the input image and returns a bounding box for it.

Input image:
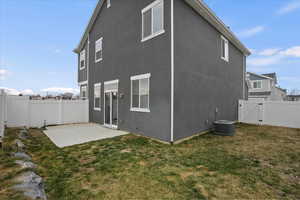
[247,72,273,80]
[74,0,251,56]
[185,0,251,56]
[74,0,105,53]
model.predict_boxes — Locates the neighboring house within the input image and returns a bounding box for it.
[286,95,300,101]
[246,72,287,101]
[73,0,250,142]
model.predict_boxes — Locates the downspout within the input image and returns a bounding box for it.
[243,54,246,100]
[87,34,90,97]
[87,34,90,122]
[170,0,174,143]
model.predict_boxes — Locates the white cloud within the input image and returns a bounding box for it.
[277,0,300,15]
[0,87,35,96]
[41,87,79,94]
[258,48,281,56]
[247,55,283,67]
[238,26,265,38]
[280,46,300,57]
[21,89,35,95]
[0,69,9,80]
[248,46,300,67]
[280,76,300,83]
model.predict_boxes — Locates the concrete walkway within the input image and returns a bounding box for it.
[44,123,128,148]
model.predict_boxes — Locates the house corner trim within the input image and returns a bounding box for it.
[170,0,174,142]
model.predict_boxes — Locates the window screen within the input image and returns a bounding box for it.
[80,50,85,69]
[142,0,164,40]
[95,38,103,62]
[131,74,150,111]
[94,84,101,109]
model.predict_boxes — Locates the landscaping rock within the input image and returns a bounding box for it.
[15,139,25,151]
[19,129,28,139]
[15,160,37,169]
[121,149,131,153]
[13,152,32,160]
[13,171,47,200]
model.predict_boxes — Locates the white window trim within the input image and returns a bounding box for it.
[94,83,101,111]
[252,80,262,89]
[95,37,103,63]
[130,73,151,80]
[130,108,151,113]
[141,0,165,42]
[221,35,229,62]
[107,0,111,8]
[78,80,88,86]
[130,73,151,113]
[80,50,86,70]
[104,79,119,85]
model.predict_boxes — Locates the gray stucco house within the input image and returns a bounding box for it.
[74,0,250,143]
[246,72,287,101]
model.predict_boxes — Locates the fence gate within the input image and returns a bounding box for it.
[239,100,300,129]
[239,100,264,125]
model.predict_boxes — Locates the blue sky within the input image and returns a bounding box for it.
[0,0,299,95]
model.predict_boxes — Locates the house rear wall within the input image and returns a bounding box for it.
[87,0,172,142]
[173,0,245,141]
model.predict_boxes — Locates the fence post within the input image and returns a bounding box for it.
[86,100,89,123]
[258,101,264,125]
[59,99,63,125]
[27,97,31,128]
[238,100,243,122]
[0,89,6,138]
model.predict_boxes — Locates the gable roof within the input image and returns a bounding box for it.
[247,72,274,80]
[184,0,250,55]
[74,0,105,53]
[262,73,277,84]
[74,0,251,56]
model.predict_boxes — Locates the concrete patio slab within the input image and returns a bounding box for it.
[43,123,128,148]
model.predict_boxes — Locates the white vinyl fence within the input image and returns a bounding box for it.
[239,100,300,129]
[0,91,89,132]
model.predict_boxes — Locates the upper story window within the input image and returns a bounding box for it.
[95,37,103,63]
[131,73,151,112]
[142,0,164,42]
[221,36,229,62]
[94,83,101,110]
[80,50,86,70]
[80,85,87,99]
[253,81,262,89]
[107,0,111,8]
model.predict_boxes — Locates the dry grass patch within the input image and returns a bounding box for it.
[0,124,299,200]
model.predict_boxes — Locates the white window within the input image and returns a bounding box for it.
[94,83,101,110]
[253,81,262,89]
[95,37,103,63]
[142,0,164,42]
[221,36,229,62]
[131,73,151,112]
[107,0,111,8]
[80,50,86,70]
[80,85,87,99]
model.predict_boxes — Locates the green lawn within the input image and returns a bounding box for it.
[0,124,299,200]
